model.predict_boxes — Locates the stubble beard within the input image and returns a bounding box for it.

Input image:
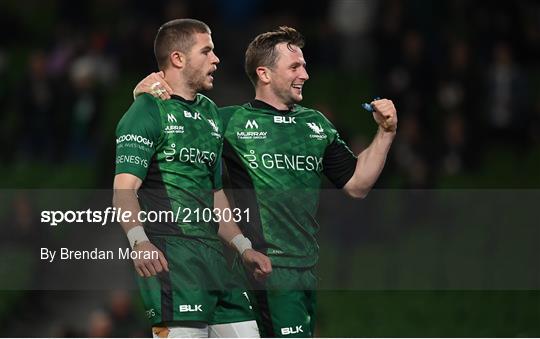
[273,83,301,107]
[185,62,210,93]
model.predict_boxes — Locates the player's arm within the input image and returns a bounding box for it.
[114,95,167,277]
[132,71,173,100]
[215,189,272,281]
[113,174,169,278]
[343,98,397,198]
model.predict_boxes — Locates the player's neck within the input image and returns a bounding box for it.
[164,72,197,101]
[255,91,290,111]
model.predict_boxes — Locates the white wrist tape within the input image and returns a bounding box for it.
[230,234,252,255]
[127,226,149,249]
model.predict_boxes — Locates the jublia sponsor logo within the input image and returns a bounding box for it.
[165,113,185,134]
[237,119,267,140]
[306,122,327,140]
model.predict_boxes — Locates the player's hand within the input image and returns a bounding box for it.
[241,249,272,282]
[371,98,397,133]
[132,241,169,277]
[133,71,173,100]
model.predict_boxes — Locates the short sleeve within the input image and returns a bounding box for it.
[322,130,357,188]
[213,117,224,190]
[115,94,161,180]
[213,159,223,190]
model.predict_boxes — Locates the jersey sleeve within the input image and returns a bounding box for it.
[322,123,358,189]
[213,159,223,190]
[213,118,224,190]
[115,94,161,180]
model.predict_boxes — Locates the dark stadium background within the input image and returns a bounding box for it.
[1,0,539,336]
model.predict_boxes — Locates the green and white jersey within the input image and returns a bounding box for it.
[115,93,223,243]
[221,100,357,268]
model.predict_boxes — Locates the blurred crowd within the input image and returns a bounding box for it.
[3,290,149,337]
[371,1,540,187]
[57,290,148,337]
[1,0,539,188]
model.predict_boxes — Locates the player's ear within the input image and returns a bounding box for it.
[170,51,185,68]
[256,66,271,84]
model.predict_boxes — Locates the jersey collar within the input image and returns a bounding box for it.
[171,94,197,105]
[249,99,295,115]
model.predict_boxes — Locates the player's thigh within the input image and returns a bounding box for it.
[210,289,255,324]
[152,323,208,338]
[255,289,315,338]
[208,320,259,338]
[254,267,317,337]
[138,237,220,325]
[210,256,256,326]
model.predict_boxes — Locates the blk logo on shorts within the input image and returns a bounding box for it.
[281,325,303,335]
[179,304,203,312]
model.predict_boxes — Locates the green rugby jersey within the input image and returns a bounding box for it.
[221,100,357,267]
[115,93,223,243]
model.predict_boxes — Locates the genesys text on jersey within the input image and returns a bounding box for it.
[40,207,250,226]
[243,150,323,171]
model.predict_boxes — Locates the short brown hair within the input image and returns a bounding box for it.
[154,19,211,70]
[245,26,305,87]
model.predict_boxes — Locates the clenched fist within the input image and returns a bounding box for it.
[371,99,397,133]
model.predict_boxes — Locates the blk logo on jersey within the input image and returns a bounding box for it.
[274,116,296,124]
[184,110,202,120]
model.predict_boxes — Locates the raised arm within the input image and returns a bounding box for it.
[343,98,397,198]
